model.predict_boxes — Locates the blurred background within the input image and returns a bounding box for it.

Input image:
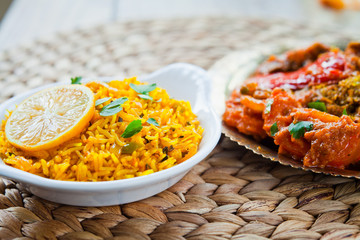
[0,0,359,51]
[0,0,359,102]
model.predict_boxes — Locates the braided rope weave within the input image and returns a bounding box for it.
[0,18,360,239]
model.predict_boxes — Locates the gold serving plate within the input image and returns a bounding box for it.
[209,39,360,179]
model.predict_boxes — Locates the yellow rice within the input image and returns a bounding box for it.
[0,78,203,181]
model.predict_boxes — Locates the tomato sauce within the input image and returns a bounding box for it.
[246,51,346,90]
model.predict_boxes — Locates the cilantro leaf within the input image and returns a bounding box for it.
[130,83,157,94]
[122,142,143,154]
[240,86,249,95]
[270,122,278,136]
[95,97,112,106]
[147,118,159,126]
[138,94,153,100]
[343,108,348,115]
[130,83,157,101]
[264,99,274,114]
[71,76,82,84]
[121,120,143,138]
[308,101,327,112]
[100,97,128,116]
[288,121,313,139]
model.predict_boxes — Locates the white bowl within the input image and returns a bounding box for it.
[0,63,221,206]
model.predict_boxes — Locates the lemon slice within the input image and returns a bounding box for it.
[5,85,95,151]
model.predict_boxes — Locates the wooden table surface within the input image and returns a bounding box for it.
[0,0,358,52]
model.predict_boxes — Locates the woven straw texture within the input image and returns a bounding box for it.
[1,17,360,240]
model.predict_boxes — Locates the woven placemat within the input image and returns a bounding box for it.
[1,17,360,240]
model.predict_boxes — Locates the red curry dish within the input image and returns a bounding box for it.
[224,42,360,170]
